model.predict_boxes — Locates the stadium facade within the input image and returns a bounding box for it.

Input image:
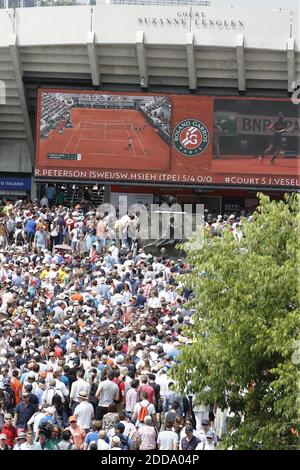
[0,1,299,213]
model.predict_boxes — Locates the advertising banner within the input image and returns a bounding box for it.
[35,90,299,189]
[0,177,31,191]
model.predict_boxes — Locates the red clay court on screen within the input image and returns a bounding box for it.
[38,95,171,172]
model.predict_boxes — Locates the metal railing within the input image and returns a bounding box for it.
[0,1,97,7]
[110,0,211,5]
[0,0,211,8]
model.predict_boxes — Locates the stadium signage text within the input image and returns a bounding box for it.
[236,114,300,136]
[138,11,245,30]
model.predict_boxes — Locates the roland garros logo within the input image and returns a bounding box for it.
[173,119,210,156]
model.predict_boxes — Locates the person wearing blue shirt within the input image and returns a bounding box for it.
[34,228,48,254]
[97,281,111,301]
[104,252,115,270]
[85,231,96,253]
[14,395,36,430]
[85,420,102,449]
[25,216,37,244]
[46,186,56,206]
[136,289,147,308]
[12,271,23,288]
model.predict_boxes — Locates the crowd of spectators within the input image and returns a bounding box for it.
[0,195,246,450]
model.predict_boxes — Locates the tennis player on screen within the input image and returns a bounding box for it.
[258,112,288,163]
[58,118,65,135]
[127,137,133,150]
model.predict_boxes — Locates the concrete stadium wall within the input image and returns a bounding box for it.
[0,140,31,172]
[0,5,296,49]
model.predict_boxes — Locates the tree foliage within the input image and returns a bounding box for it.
[173,193,300,450]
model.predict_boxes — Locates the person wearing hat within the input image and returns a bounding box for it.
[0,432,11,450]
[74,391,94,434]
[110,434,122,450]
[111,422,130,450]
[181,425,200,451]
[20,431,42,450]
[196,429,216,450]
[197,419,217,447]
[12,431,27,450]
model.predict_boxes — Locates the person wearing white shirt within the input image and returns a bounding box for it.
[20,432,42,450]
[122,288,132,306]
[110,245,119,264]
[152,259,164,272]
[132,394,156,429]
[53,376,69,402]
[97,430,111,450]
[42,381,64,407]
[157,421,178,450]
[156,369,169,399]
[27,410,46,439]
[110,292,125,307]
[40,196,49,208]
[74,391,94,432]
[196,431,216,450]
[147,295,160,309]
[70,370,91,411]
[158,286,173,303]
[198,420,217,444]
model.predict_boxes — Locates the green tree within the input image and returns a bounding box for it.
[174,193,300,450]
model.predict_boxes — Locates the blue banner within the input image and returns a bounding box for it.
[0,177,31,191]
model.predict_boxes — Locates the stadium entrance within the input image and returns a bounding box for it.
[37,183,105,208]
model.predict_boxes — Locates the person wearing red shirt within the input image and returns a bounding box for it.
[1,414,17,448]
[138,376,155,405]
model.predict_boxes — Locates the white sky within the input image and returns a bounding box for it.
[211,0,298,10]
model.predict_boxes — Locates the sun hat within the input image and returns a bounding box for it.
[111,436,121,446]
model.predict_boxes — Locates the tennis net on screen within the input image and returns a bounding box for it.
[78,122,132,129]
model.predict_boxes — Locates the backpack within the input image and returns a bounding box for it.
[16,230,24,243]
[3,388,15,412]
[138,403,149,422]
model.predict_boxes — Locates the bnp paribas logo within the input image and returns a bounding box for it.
[173,119,210,156]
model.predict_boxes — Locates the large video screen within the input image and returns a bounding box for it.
[35,91,299,190]
[210,98,300,188]
[37,90,171,173]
